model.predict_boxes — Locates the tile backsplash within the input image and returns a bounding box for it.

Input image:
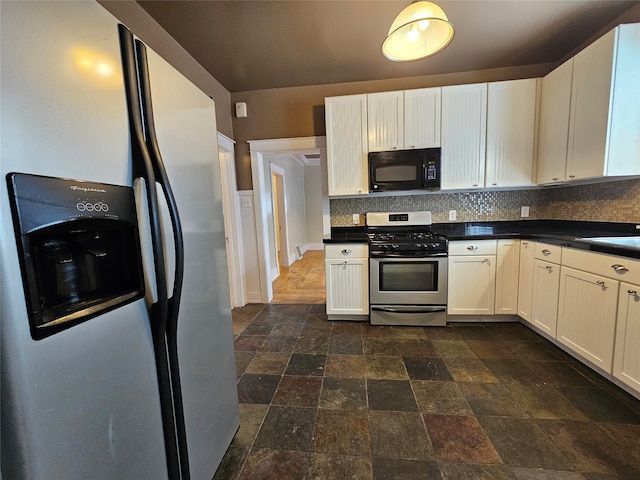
[330,178,640,226]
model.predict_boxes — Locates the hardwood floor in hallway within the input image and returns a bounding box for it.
[271,249,325,304]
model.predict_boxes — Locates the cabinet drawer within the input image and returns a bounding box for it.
[325,243,368,259]
[535,243,562,263]
[449,240,497,256]
[562,247,640,284]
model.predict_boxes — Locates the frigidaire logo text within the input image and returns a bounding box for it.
[70,185,107,193]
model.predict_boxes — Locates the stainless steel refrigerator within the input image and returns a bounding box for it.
[0,2,239,479]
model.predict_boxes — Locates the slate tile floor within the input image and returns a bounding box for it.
[215,304,640,479]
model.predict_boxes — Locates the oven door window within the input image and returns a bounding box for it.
[379,261,438,292]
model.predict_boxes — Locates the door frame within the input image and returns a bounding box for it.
[249,136,328,303]
[217,133,246,307]
[270,162,289,274]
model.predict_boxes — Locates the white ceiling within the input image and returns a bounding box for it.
[136,0,640,92]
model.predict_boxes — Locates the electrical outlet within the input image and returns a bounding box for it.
[352,213,360,225]
[449,210,457,221]
[521,206,530,218]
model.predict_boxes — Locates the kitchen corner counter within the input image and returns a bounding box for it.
[324,226,368,244]
[432,220,640,259]
[324,220,640,259]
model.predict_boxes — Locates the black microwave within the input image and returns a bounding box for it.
[369,147,441,192]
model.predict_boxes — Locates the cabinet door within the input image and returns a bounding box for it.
[537,58,573,185]
[367,91,403,152]
[486,79,538,187]
[613,284,640,393]
[325,258,369,315]
[447,255,496,315]
[517,240,535,322]
[441,83,487,190]
[566,29,615,180]
[325,95,369,195]
[531,259,561,337]
[404,87,441,148]
[495,239,520,314]
[557,266,619,371]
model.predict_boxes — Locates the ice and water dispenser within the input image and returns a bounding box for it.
[7,173,145,339]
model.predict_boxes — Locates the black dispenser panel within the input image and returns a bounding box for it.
[7,173,145,340]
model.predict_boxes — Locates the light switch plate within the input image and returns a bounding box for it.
[352,213,360,225]
[449,210,457,221]
[521,206,530,218]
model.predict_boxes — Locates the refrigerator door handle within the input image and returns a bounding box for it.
[118,24,182,480]
[135,38,190,480]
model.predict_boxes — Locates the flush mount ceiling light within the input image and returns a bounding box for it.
[382,1,455,62]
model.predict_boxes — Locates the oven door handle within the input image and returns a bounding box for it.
[371,306,446,314]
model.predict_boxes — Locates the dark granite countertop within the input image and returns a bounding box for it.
[324,220,640,259]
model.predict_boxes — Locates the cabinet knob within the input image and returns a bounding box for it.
[545,266,553,271]
[597,280,606,286]
[467,245,478,251]
[542,249,551,255]
[472,183,479,187]
[569,175,576,179]
[552,177,559,181]
[492,182,497,186]
[341,249,352,255]
[612,264,629,273]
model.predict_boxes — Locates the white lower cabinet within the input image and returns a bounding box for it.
[531,259,561,336]
[495,239,520,314]
[517,240,535,322]
[325,244,369,318]
[557,266,619,371]
[613,284,640,392]
[530,243,562,336]
[448,240,496,315]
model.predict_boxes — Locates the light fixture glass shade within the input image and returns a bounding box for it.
[382,1,455,62]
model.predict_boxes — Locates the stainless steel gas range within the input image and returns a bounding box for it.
[367,211,448,326]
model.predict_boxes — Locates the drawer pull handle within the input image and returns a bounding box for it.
[541,249,551,255]
[597,280,606,286]
[612,264,629,273]
[545,266,553,271]
[341,249,352,255]
[629,290,638,296]
[467,246,478,251]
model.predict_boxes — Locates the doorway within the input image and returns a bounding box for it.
[248,137,329,303]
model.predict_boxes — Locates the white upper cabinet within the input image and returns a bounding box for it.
[404,87,441,148]
[367,91,403,152]
[486,78,539,188]
[368,88,441,151]
[325,94,369,196]
[441,83,487,190]
[566,23,640,181]
[537,58,573,185]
